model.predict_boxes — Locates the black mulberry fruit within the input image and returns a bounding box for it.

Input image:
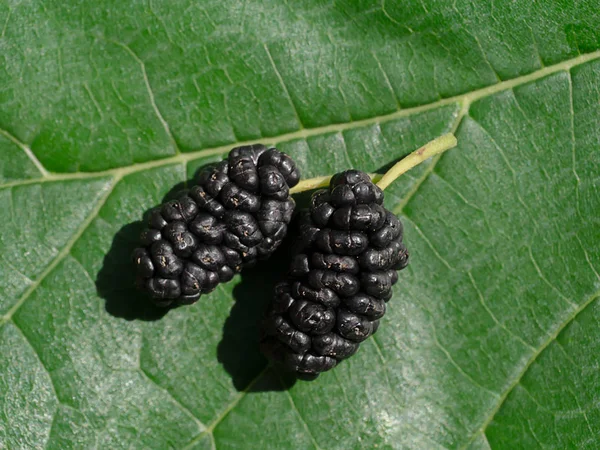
[260,170,408,379]
[132,144,300,306]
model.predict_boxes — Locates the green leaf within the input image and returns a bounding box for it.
[1,2,599,449]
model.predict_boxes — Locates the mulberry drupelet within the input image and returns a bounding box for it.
[260,170,409,378]
[132,144,300,307]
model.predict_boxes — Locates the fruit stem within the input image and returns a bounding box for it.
[290,173,383,194]
[376,133,457,191]
[289,133,457,194]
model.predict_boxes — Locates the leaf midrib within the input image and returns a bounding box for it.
[4,49,600,449]
[3,50,600,192]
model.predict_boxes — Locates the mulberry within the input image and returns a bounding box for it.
[132,144,300,307]
[260,170,408,379]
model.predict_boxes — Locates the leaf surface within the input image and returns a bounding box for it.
[1,2,600,449]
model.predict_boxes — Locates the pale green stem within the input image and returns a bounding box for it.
[289,133,457,194]
[375,133,457,191]
[290,173,383,194]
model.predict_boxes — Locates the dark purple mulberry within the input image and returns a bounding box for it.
[132,144,300,307]
[260,170,408,378]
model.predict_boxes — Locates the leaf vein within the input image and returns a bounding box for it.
[3,49,600,449]
[371,50,402,110]
[567,70,583,219]
[527,246,577,308]
[112,40,181,155]
[183,367,268,450]
[469,116,537,224]
[432,330,500,398]
[139,367,206,431]
[467,271,536,351]
[0,177,116,326]
[0,127,50,177]
[2,50,600,190]
[264,43,304,129]
[282,385,322,450]
[574,234,600,282]
[461,290,600,449]
[10,320,60,449]
[403,216,454,271]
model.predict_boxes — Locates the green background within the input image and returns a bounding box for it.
[1,1,600,448]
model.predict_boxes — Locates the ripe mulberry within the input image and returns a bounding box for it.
[260,170,408,378]
[132,144,300,306]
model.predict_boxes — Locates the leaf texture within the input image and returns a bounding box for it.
[1,1,600,449]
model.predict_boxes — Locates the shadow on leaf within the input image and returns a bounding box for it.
[96,171,311,391]
[217,231,299,392]
[96,181,187,321]
[215,191,316,392]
